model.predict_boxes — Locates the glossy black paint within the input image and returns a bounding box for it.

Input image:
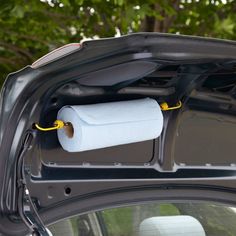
[1,33,236,235]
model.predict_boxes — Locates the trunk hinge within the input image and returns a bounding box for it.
[17,131,52,236]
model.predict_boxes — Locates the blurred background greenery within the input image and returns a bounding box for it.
[1,0,236,84]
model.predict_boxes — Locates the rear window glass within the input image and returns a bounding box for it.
[48,201,236,236]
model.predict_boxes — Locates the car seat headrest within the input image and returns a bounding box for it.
[139,215,206,236]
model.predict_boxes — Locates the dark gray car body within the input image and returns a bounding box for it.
[1,33,236,235]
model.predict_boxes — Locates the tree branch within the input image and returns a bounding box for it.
[0,57,19,68]
[0,42,33,62]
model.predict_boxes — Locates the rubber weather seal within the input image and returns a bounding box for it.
[17,131,51,236]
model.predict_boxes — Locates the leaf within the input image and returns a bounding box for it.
[10,5,25,18]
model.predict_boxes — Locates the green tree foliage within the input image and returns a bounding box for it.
[1,0,236,83]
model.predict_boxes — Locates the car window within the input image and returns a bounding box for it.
[48,202,236,236]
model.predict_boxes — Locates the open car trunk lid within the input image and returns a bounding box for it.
[1,33,236,235]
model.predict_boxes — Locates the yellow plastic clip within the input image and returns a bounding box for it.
[35,120,65,131]
[160,101,182,111]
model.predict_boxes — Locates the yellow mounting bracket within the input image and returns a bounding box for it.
[34,120,65,131]
[160,101,182,111]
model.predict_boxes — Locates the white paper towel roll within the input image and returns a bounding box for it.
[57,98,163,152]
